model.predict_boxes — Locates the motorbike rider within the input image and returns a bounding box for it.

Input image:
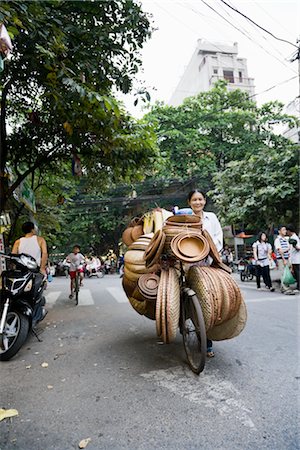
[11,221,48,324]
[66,245,85,299]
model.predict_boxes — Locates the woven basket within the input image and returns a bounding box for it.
[171,231,210,263]
[125,262,160,275]
[128,296,147,315]
[202,229,221,264]
[124,249,145,265]
[187,266,213,331]
[166,215,201,224]
[200,267,222,326]
[132,285,148,302]
[122,276,137,298]
[122,227,134,246]
[138,273,160,301]
[166,267,180,342]
[160,271,168,344]
[144,300,156,320]
[206,298,247,341]
[131,224,144,242]
[156,269,164,337]
[144,230,166,267]
[124,266,141,282]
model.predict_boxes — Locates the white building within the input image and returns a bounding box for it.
[169,39,255,107]
[283,98,299,143]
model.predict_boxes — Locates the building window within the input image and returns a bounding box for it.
[223,70,234,83]
[238,71,243,82]
[213,68,218,74]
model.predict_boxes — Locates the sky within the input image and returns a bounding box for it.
[119,0,299,118]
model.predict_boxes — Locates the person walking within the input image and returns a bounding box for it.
[274,226,291,294]
[252,232,275,291]
[286,224,300,293]
[187,189,223,358]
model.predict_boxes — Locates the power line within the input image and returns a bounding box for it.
[196,0,297,74]
[252,0,295,41]
[216,0,293,63]
[219,0,298,49]
[249,75,298,99]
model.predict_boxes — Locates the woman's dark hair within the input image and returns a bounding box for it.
[22,221,35,234]
[286,224,296,233]
[187,190,206,202]
[73,244,81,250]
[258,231,267,242]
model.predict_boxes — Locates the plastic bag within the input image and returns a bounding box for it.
[281,265,296,286]
[47,274,53,282]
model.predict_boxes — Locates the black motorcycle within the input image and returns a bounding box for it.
[0,253,47,361]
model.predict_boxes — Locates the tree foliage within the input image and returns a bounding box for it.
[0,0,157,213]
[144,81,299,230]
[211,145,299,230]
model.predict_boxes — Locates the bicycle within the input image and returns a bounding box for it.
[161,256,207,374]
[74,270,80,305]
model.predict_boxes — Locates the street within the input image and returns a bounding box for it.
[0,272,298,450]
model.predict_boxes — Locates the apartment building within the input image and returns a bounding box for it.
[169,39,255,106]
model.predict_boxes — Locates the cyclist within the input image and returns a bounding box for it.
[66,245,85,299]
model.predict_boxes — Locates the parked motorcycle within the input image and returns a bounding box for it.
[0,253,47,361]
[238,258,256,282]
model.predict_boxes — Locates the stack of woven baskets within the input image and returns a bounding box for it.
[121,210,247,343]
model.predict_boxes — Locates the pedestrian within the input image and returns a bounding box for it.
[11,221,48,323]
[187,189,223,358]
[66,245,85,299]
[252,232,275,291]
[221,245,233,268]
[274,226,291,294]
[286,224,300,293]
[12,221,48,274]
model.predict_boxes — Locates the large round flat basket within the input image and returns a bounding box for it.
[171,231,209,263]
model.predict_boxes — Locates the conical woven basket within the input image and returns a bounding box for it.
[206,299,247,341]
[187,266,213,331]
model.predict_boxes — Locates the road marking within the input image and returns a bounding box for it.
[77,288,95,305]
[106,287,128,303]
[141,366,256,430]
[45,291,61,305]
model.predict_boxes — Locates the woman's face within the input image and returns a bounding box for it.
[261,233,267,242]
[188,192,206,215]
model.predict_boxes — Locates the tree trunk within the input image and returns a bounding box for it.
[0,79,12,213]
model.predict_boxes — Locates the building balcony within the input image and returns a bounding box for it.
[209,74,255,89]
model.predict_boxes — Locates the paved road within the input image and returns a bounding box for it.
[0,273,298,450]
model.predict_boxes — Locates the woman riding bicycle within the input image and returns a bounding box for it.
[186,189,223,358]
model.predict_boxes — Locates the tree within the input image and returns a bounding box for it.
[0,0,157,213]
[143,81,298,228]
[211,144,299,231]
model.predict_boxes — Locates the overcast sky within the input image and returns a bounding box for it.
[120,0,299,117]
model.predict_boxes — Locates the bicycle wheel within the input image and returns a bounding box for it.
[181,289,206,374]
[75,273,79,306]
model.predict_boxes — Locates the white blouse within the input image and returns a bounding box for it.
[201,211,223,252]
